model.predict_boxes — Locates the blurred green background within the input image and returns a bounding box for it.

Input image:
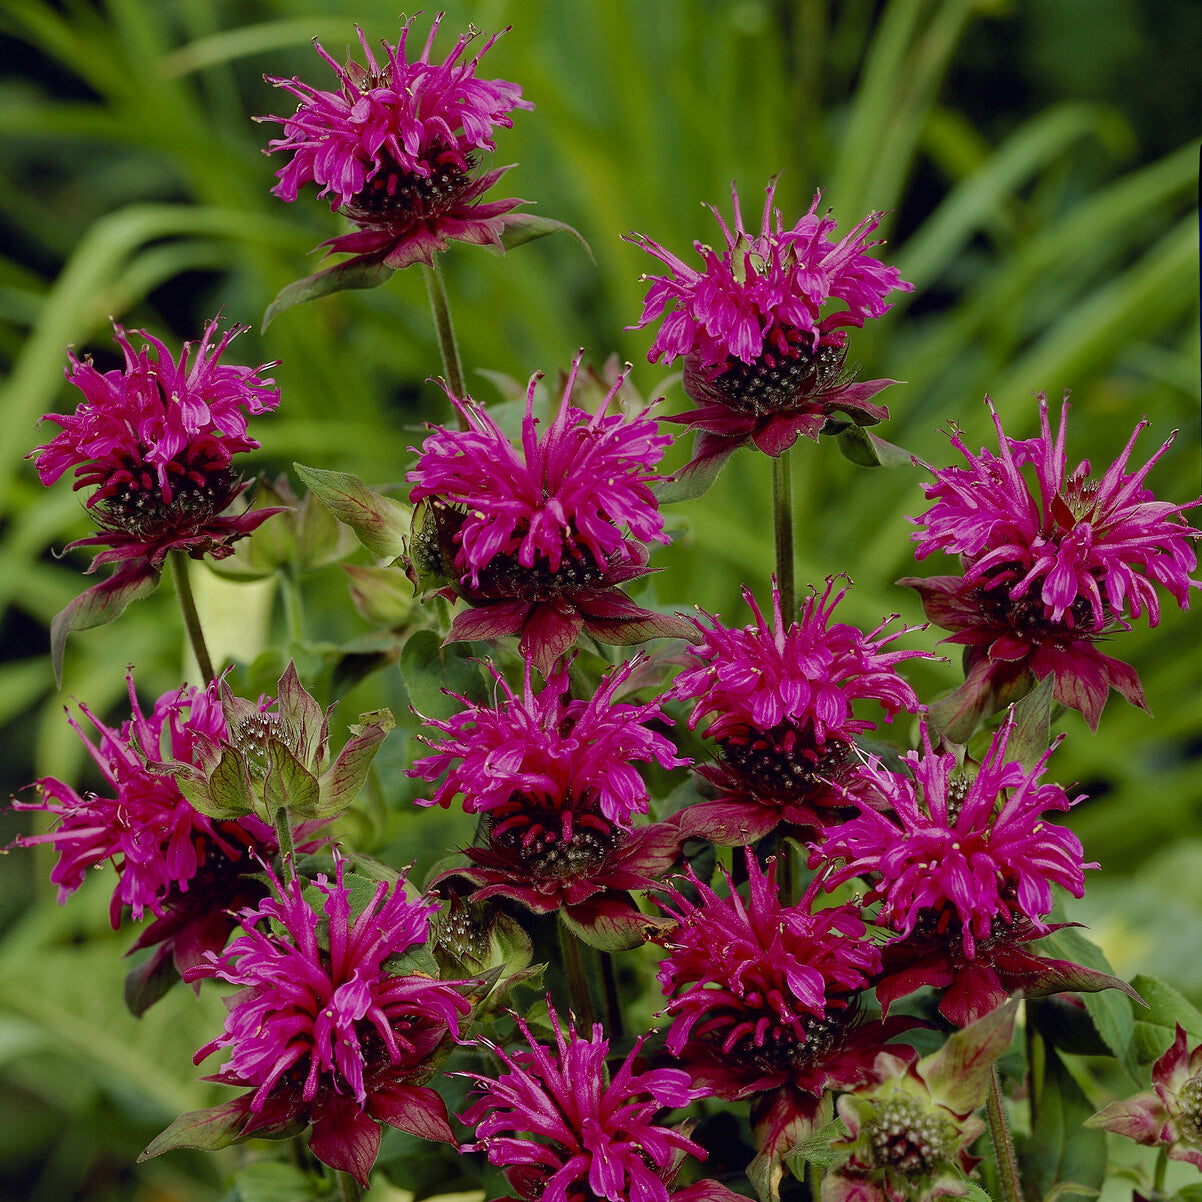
[0,0,1198,1198]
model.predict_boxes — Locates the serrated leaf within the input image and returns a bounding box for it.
[780,1119,848,1171]
[263,251,393,328]
[1130,972,1202,1062]
[294,463,411,559]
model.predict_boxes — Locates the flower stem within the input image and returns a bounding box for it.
[987,1064,1025,1202]
[422,258,468,428]
[169,550,216,686]
[1153,1147,1168,1195]
[772,450,795,621]
[336,1169,362,1201]
[558,918,595,1029]
[280,564,306,645]
[274,804,295,882]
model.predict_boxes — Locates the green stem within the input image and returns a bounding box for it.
[771,450,795,621]
[280,564,306,645]
[600,952,624,1040]
[274,804,295,882]
[1153,1146,1168,1195]
[558,918,595,1029]
[170,550,215,686]
[422,259,468,427]
[336,1169,362,1201]
[987,1065,1025,1202]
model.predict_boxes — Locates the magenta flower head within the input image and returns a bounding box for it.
[654,851,915,1156]
[30,318,281,678]
[626,178,912,462]
[459,1000,742,1202]
[259,15,535,270]
[900,395,1201,734]
[145,863,476,1188]
[670,578,929,843]
[811,717,1120,1026]
[9,673,278,1010]
[410,658,687,946]
[1086,1023,1202,1171]
[406,355,693,674]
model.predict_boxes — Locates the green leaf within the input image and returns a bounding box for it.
[499,213,594,260]
[293,463,411,560]
[264,734,320,818]
[1005,673,1055,770]
[919,999,1018,1115]
[400,629,487,720]
[1037,926,1141,1081]
[1129,972,1202,1062]
[836,425,919,468]
[139,1098,253,1159]
[182,746,254,819]
[232,1161,326,1202]
[263,252,393,329]
[780,1119,848,1172]
[1021,1042,1106,1200]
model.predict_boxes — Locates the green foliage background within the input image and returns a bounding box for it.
[0,0,1197,1198]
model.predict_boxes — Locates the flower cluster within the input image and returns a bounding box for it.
[627,178,912,459]
[654,852,912,1151]
[10,673,277,1005]
[409,659,686,940]
[406,356,691,672]
[811,718,1101,1025]
[901,395,1200,731]
[32,318,279,569]
[175,865,474,1187]
[260,16,534,268]
[460,1002,742,1202]
[671,578,928,841]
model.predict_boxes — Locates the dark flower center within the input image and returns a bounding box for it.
[343,147,476,227]
[712,330,846,415]
[476,548,609,601]
[95,458,241,543]
[730,1006,850,1076]
[974,566,1102,644]
[867,1094,955,1177]
[230,712,298,778]
[490,808,619,881]
[719,726,854,803]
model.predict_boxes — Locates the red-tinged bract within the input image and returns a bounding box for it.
[459,1001,743,1202]
[177,865,474,1187]
[410,659,687,939]
[670,578,928,842]
[31,318,279,569]
[626,178,912,461]
[1087,1023,1202,1171]
[811,719,1100,1025]
[260,16,535,269]
[10,674,278,1004]
[407,357,691,674]
[901,395,1200,731]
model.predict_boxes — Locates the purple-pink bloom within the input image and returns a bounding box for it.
[9,674,278,1003]
[901,395,1200,731]
[259,16,534,269]
[459,1001,740,1202]
[626,178,912,461]
[410,659,687,937]
[181,864,474,1187]
[31,318,280,570]
[670,578,929,842]
[811,717,1097,1025]
[1086,1023,1202,1171]
[407,356,691,674]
